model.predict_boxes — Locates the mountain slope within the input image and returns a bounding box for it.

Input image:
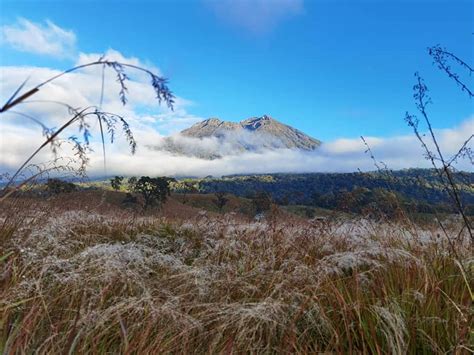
[154,115,321,159]
[181,115,321,151]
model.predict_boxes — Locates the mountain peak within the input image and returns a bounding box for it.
[160,115,321,159]
[246,114,274,121]
[182,115,320,148]
[241,115,277,130]
[203,117,222,124]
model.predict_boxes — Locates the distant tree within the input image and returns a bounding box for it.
[304,207,315,219]
[122,192,138,207]
[134,176,175,209]
[214,192,229,212]
[465,204,474,216]
[46,178,77,194]
[110,176,124,191]
[181,181,197,204]
[127,176,137,191]
[312,192,334,209]
[278,193,290,206]
[244,191,256,200]
[416,201,435,214]
[252,191,272,214]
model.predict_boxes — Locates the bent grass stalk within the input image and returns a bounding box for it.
[0,58,175,197]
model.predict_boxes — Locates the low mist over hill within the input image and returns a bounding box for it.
[153,115,321,159]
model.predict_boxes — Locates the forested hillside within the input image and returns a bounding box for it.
[179,169,474,214]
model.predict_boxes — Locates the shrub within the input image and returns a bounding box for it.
[127,176,138,191]
[213,192,229,212]
[122,192,138,206]
[46,178,77,194]
[110,176,124,191]
[252,191,272,214]
[134,176,175,209]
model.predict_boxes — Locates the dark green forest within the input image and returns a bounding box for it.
[177,169,474,215]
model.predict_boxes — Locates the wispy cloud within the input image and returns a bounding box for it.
[1,49,472,177]
[87,116,474,176]
[205,0,304,34]
[0,48,202,131]
[0,47,206,177]
[0,21,472,179]
[1,100,472,177]
[0,18,76,58]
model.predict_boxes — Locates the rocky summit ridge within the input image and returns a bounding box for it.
[180,115,321,151]
[152,115,321,159]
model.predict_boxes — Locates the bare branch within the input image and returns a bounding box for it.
[428,45,473,98]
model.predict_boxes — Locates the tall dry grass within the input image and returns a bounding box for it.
[1,202,472,354]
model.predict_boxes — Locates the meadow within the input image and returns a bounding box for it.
[0,37,472,354]
[1,191,472,354]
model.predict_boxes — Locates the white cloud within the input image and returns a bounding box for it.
[59,117,474,177]
[0,47,472,179]
[86,117,472,177]
[1,100,472,178]
[0,48,206,177]
[1,18,76,58]
[0,48,201,128]
[206,0,304,34]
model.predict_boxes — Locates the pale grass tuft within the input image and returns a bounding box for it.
[1,207,471,353]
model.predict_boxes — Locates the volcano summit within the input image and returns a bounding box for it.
[154,115,321,159]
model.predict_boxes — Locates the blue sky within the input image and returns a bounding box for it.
[1,0,472,141]
[0,0,472,176]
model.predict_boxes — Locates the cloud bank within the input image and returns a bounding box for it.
[0,50,472,178]
[155,128,314,159]
[89,117,473,177]
[1,18,76,58]
[0,19,471,179]
[1,105,472,178]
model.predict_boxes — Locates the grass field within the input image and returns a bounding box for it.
[1,191,472,354]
